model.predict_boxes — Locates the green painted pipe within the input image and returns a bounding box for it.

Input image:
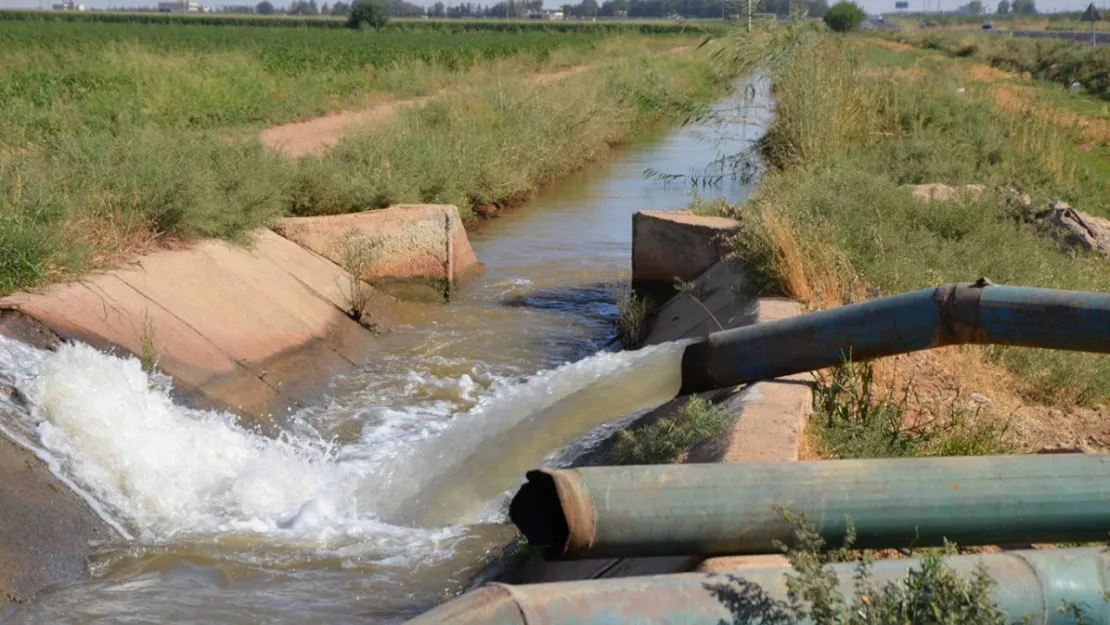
[678,281,1110,395]
[406,547,1110,625]
[509,454,1110,559]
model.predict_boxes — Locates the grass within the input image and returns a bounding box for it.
[0,20,616,142]
[616,286,649,348]
[0,28,726,297]
[333,229,382,327]
[139,310,157,375]
[617,394,732,463]
[715,23,1110,406]
[886,29,1110,100]
[813,361,1013,459]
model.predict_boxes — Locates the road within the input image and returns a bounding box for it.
[1000,29,1109,45]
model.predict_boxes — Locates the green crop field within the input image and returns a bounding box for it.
[0,19,619,141]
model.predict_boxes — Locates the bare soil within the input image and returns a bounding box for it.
[260,65,592,158]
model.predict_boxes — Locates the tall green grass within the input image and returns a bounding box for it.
[0,40,724,296]
[288,51,720,216]
[722,29,1110,405]
[0,21,618,143]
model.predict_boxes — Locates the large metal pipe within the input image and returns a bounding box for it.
[678,280,1110,395]
[509,455,1110,560]
[407,547,1110,625]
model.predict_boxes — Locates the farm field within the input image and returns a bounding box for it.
[0,17,727,295]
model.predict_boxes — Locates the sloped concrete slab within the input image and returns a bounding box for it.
[632,210,739,288]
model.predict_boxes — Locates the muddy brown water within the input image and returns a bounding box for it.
[0,78,770,625]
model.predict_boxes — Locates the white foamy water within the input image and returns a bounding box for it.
[0,334,684,548]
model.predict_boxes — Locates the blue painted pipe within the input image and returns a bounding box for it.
[679,280,1110,394]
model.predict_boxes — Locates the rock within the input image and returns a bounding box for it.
[968,392,992,407]
[1035,443,1093,454]
[908,183,985,203]
[1000,186,1033,212]
[1032,201,1110,258]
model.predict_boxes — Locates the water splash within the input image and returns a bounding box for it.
[0,335,685,544]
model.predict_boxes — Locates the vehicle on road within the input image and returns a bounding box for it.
[982,20,992,30]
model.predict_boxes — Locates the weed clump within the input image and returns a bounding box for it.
[813,361,1012,459]
[618,394,731,464]
[616,286,648,348]
[334,230,382,328]
[706,515,1010,625]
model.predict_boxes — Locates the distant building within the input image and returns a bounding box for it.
[52,1,87,9]
[547,9,564,19]
[157,0,201,12]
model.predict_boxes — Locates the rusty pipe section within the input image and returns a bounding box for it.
[407,547,1110,625]
[679,280,1110,394]
[509,455,1110,560]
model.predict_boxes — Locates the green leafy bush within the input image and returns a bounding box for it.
[347,0,389,29]
[823,1,865,32]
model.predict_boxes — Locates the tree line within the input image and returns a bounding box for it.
[254,0,828,18]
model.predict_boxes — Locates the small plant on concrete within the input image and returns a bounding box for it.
[618,394,731,464]
[139,310,157,375]
[334,230,382,329]
[616,286,648,348]
[706,513,1009,625]
[813,361,1012,460]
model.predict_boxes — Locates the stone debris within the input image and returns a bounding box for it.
[1032,200,1110,258]
[907,183,985,203]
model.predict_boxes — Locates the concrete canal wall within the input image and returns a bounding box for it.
[0,205,480,612]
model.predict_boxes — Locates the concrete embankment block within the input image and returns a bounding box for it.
[632,210,739,289]
[274,204,482,301]
[0,230,396,423]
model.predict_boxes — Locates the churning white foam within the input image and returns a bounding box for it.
[0,334,685,547]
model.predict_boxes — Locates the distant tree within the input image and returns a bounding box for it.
[431,0,445,15]
[330,0,350,13]
[255,0,275,12]
[579,0,599,14]
[1011,0,1034,12]
[823,0,864,30]
[347,0,389,27]
[995,0,1009,10]
[808,0,829,16]
[968,0,982,12]
[321,2,329,12]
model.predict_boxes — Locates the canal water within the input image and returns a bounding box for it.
[0,77,770,624]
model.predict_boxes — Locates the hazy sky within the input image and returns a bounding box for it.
[0,0,1104,18]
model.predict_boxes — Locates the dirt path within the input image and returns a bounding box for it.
[260,65,591,158]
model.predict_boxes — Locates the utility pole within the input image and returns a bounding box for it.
[746,0,751,31]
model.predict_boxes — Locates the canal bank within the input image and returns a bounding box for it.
[0,77,770,624]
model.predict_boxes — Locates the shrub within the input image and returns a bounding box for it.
[617,395,732,464]
[347,0,389,29]
[823,1,866,32]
